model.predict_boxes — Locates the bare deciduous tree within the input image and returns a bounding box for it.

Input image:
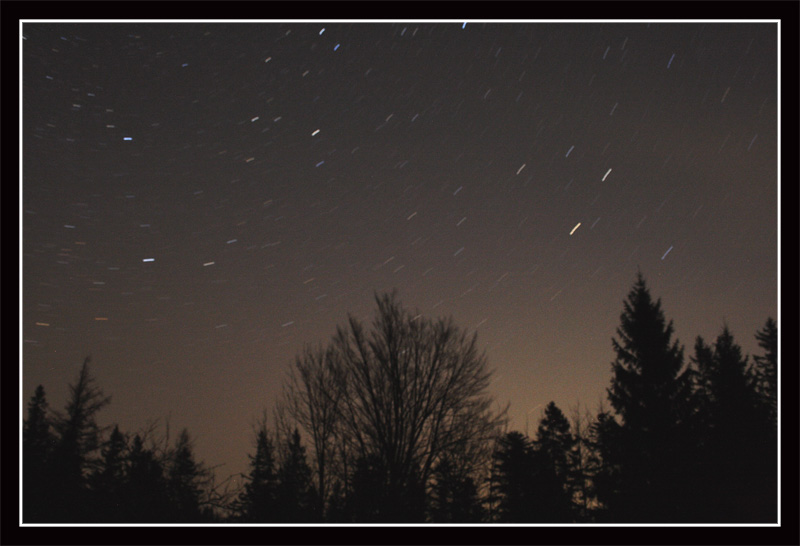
[281,291,507,521]
[282,344,344,518]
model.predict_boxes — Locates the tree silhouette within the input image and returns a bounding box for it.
[23,385,54,522]
[124,434,171,522]
[235,423,279,522]
[752,317,777,431]
[584,410,624,522]
[691,325,776,522]
[275,428,316,522]
[692,326,755,439]
[603,273,693,521]
[529,401,576,522]
[22,366,229,523]
[281,343,343,520]
[751,317,778,521]
[282,291,506,522]
[566,404,594,522]
[323,479,350,522]
[49,357,111,521]
[23,385,51,464]
[166,428,206,522]
[347,453,393,522]
[22,274,774,523]
[428,454,483,522]
[486,404,579,523]
[89,424,128,521]
[488,431,536,522]
[342,442,425,523]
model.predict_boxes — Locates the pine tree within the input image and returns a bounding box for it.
[237,426,278,522]
[488,431,536,522]
[585,410,623,522]
[530,402,576,522]
[125,434,170,522]
[24,385,51,464]
[275,429,315,522]
[608,274,691,432]
[694,327,755,438]
[604,273,693,521]
[89,424,128,521]
[566,405,594,522]
[691,326,775,522]
[752,317,777,430]
[751,317,778,521]
[167,429,205,522]
[429,455,483,522]
[23,385,54,522]
[50,357,111,521]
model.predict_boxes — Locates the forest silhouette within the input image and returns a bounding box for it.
[22,273,778,523]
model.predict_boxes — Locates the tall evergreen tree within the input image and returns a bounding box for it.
[429,455,483,522]
[236,425,278,522]
[604,273,693,521]
[167,428,206,522]
[23,385,51,466]
[566,405,594,522]
[89,424,128,521]
[50,357,111,521]
[488,431,536,522]
[125,434,170,522]
[530,402,576,522]
[585,410,624,522]
[275,429,315,522]
[751,317,779,522]
[23,385,54,522]
[691,326,775,522]
[752,317,777,430]
[693,326,755,438]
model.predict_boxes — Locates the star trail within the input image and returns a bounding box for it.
[21,20,778,482]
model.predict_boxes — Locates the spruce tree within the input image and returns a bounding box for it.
[604,273,693,521]
[23,385,54,522]
[275,429,315,522]
[24,385,51,464]
[752,317,777,430]
[50,357,111,521]
[488,431,536,522]
[429,455,482,522]
[692,326,775,521]
[125,434,170,522]
[90,424,128,521]
[566,406,593,522]
[585,410,623,522]
[167,429,205,522]
[694,326,755,437]
[530,402,576,522]
[751,317,778,521]
[237,426,278,522]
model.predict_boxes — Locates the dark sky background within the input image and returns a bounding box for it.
[21,21,778,485]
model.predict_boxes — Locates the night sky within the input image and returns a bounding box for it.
[21,21,778,484]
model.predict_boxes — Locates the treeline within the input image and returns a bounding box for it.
[22,359,223,522]
[22,274,777,523]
